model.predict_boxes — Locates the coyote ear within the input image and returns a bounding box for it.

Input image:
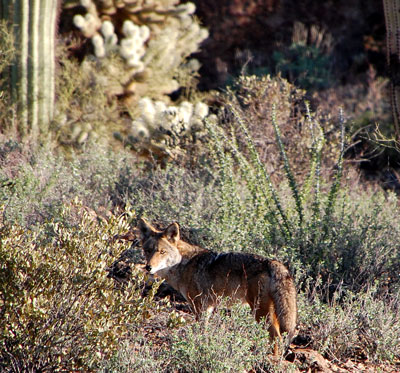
[164,222,180,244]
[137,218,154,240]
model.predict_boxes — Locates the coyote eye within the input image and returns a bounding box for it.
[159,249,166,254]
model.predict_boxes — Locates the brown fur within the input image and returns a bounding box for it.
[138,218,297,355]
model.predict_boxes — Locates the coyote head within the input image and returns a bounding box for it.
[137,218,182,275]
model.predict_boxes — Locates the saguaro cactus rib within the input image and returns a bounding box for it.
[383,0,400,140]
[1,0,58,140]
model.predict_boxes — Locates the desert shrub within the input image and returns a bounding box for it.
[102,302,293,373]
[163,305,276,373]
[314,66,391,130]
[299,189,400,291]
[54,50,126,147]
[205,99,400,293]
[298,285,400,364]
[312,66,395,173]
[100,337,165,373]
[113,163,216,230]
[0,139,136,227]
[219,75,342,183]
[111,85,400,293]
[0,201,163,372]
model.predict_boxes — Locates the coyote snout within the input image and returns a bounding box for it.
[138,218,297,355]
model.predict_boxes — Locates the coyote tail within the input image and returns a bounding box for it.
[269,261,297,338]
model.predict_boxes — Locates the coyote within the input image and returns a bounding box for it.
[137,218,297,354]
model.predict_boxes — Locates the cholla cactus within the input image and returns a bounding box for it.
[68,0,196,28]
[120,21,150,70]
[67,0,208,98]
[90,21,118,58]
[139,11,208,96]
[62,0,209,149]
[118,98,216,160]
[72,9,101,38]
[133,98,211,136]
[74,11,149,69]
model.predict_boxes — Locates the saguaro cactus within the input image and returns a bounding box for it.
[0,1,58,140]
[383,0,400,140]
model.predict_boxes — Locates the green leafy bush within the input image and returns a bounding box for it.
[102,302,293,373]
[0,201,162,372]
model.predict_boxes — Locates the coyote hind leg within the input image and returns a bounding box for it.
[253,298,282,356]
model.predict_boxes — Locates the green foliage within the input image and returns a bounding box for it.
[0,140,136,227]
[273,43,332,90]
[0,201,163,372]
[54,50,126,147]
[298,285,400,363]
[203,78,400,294]
[102,303,292,372]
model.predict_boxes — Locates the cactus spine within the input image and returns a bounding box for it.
[1,0,58,139]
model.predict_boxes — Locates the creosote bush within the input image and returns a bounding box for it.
[0,201,163,372]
